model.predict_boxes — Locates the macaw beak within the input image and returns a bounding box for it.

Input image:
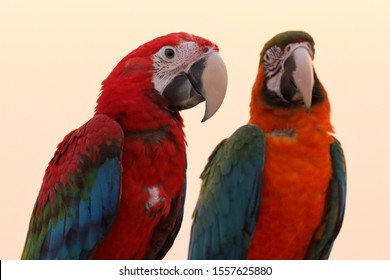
[290,47,314,110]
[162,52,228,122]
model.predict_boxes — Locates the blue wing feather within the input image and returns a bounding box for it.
[42,158,122,259]
[188,124,265,259]
[21,115,124,259]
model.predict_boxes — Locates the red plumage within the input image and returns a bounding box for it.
[92,34,192,259]
[35,115,124,216]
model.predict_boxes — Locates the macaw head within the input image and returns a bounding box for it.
[253,31,326,111]
[249,31,333,134]
[96,32,228,122]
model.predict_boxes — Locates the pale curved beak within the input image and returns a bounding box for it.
[200,52,228,122]
[291,47,314,110]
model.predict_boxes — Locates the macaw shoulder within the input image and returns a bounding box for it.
[36,114,124,213]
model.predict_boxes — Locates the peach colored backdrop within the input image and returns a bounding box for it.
[1,0,389,259]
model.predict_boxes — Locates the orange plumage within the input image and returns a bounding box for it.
[247,48,335,259]
[247,71,333,258]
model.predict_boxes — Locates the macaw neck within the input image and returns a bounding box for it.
[95,87,184,133]
[250,104,330,130]
[249,68,333,139]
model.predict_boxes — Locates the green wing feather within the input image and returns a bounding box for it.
[188,124,265,259]
[21,115,124,259]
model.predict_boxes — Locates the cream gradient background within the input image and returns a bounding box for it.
[1,0,389,259]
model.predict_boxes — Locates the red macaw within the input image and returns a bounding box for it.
[188,31,346,259]
[21,32,228,260]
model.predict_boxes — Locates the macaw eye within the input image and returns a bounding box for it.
[264,46,282,62]
[202,46,210,53]
[286,45,291,52]
[159,46,177,61]
[165,48,175,58]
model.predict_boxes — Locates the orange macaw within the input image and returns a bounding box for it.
[188,31,346,259]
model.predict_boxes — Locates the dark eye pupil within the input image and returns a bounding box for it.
[203,47,209,53]
[165,48,175,58]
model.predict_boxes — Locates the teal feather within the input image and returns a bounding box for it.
[188,124,265,259]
